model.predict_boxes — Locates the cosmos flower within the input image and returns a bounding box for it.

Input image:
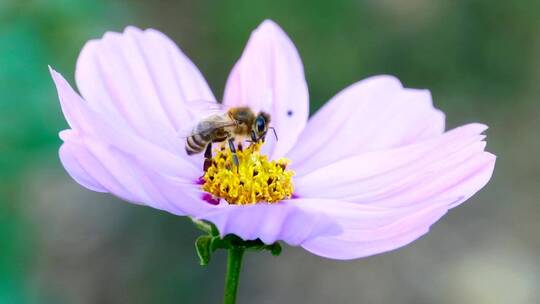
[50,20,495,260]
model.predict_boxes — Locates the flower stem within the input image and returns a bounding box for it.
[223,247,244,304]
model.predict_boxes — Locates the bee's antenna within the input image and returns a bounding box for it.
[268,127,278,141]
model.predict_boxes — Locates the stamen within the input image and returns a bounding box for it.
[202,143,294,205]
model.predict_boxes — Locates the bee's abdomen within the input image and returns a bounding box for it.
[186,134,208,155]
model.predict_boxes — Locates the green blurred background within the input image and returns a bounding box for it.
[1,0,539,303]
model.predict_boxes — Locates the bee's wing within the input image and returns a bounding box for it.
[177,113,236,139]
[176,100,229,138]
[183,99,231,121]
[177,121,237,139]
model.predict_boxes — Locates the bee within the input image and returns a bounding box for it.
[185,106,275,168]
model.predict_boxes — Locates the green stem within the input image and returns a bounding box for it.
[223,247,245,304]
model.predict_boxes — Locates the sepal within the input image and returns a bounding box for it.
[193,220,282,265]
[195,235,213,266]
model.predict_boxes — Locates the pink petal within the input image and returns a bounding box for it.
[75,26,216,155]
[287,76,445,173]
[223,20,309,158]
[60,129,213,216]
[298,197,454,259]
[196,199,342,246]
[292,123,495,259]
[59,142,107,193]
[51,68,199,180]
[51,68,209,216]
[294,124,495,209]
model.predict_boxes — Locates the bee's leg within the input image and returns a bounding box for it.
[204,142,213,159]
[203,143,213,172]
[228,138,240,168]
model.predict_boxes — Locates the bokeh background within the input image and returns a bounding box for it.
[1,0,539,303]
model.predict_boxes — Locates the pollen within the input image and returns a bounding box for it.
[202,143,294,205]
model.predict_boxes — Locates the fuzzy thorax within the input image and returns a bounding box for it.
[202,143,294,205]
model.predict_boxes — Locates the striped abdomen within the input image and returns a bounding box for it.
[185,117,232,156]
[186,133,210,155]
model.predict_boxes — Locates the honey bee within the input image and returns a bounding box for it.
[185,106,275,167]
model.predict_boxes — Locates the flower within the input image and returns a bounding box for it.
[202,143,295,205]
[50,20,495,260]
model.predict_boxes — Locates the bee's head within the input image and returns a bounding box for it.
[251,112,272,142]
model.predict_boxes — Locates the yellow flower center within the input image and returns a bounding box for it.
[202,143,294,205]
